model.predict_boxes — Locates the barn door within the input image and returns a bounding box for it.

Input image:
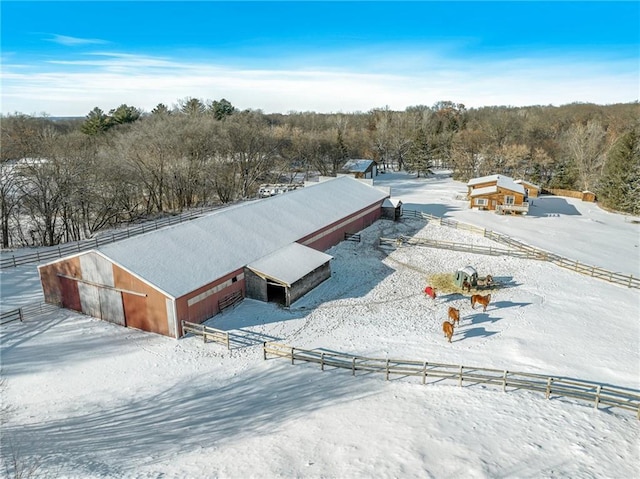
[77,283,125,325]
[59,276,82,312]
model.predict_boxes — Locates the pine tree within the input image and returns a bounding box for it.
[598,129,640,214]
[405,127,433,177]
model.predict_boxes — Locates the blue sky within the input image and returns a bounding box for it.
[1,1,638,116]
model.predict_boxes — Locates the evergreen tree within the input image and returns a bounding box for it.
[405,127,433,177]
[598,129,640,214]
[80,107,110,135]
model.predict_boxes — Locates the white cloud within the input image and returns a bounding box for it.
[1,52,638,116]
[48,34,109,46]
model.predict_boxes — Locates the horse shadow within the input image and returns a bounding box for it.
[466,312,501,325]
[491,300,532,309]
[488,276,521,290]
[456,327,498,341]
[437,292,467,304]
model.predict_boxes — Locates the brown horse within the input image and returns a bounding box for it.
[442,320,455,343]
[462,279,472,292]
[471,293,491,312]
[448,306,460,326]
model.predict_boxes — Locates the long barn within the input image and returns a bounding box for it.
[38,176,390,338]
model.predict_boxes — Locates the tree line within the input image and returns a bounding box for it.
[1,98,638,248]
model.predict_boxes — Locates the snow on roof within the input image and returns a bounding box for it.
[247,243,332,286]
[342,159,375,173]
[469,185,498,197]
[382,198,402,207]
[468,174,525,195]
[98,176,388,298]
[515,179,540,189]
[459,265,478,276]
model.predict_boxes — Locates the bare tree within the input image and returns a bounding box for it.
[564,120,609,191]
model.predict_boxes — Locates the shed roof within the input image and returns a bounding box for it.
[247,243,332,286]
[515,179,540,189]
[468,174,525,195]
[469,185,498,197]
[342,159,376,173]
[459,266,478,276]
[97,176,388,298]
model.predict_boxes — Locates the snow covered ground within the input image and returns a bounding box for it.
[1,172,639,478]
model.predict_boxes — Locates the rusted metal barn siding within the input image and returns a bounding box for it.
[112,263,173,337]
[175,269,245,333]
[39,256,82,306]
[298,202,383,251]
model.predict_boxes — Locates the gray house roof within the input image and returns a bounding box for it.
[98,176,389,298]
[342,159,376,173]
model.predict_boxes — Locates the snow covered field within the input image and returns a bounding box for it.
[1,172,639,478]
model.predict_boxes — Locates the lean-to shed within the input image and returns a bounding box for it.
[38,176,389,338]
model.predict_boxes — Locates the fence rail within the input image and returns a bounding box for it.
[218,291,244,312]
[1,301,60,326]
[1,205,226,269]
[400,209,639,289]
[263,342,640,418]
[181,320,230,349]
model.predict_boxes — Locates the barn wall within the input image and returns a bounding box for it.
[112,263,172,336]
[288,262,331,305]
[39,256,82,305]
[175,269,245,334]
[298,202,383,251]
[245,268,268,302]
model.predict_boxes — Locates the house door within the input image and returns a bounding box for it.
[491,200,497,210]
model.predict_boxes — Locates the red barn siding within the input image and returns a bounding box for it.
[175,269,245,335]
[299,202,383,251]
[39,256,82,306]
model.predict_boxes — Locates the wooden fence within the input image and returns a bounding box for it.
[218,291,244,312]
[0,204,226,269]
[263,342,640,418]
[344,232,361,242]
[400,209,639,289]
[0,301,60,326]
[181,320,230,349]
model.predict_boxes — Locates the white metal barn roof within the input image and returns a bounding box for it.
[98,176,388,298]
[246,243,332,286]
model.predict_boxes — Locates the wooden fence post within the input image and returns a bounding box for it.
[502,370,508,392]
[385,359,390,381]
[422,362,428,385]
[352,357,356,376]
[594,385,601,409]
[629,275,634,288]
[226,333,230,350]
[262,342,267,360]
[291,347,295,365]
[19,308,24,322]
[458,365,463,387]
[545,377,553,399]
[321,352,325,371]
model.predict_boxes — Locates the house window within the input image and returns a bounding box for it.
[475,198,488,206]
[504,195,515,205]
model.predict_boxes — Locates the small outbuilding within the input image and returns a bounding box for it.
[341,159,378,179]
[454,266,478,288]
[381,198,403,221]
[515,179,541,198]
